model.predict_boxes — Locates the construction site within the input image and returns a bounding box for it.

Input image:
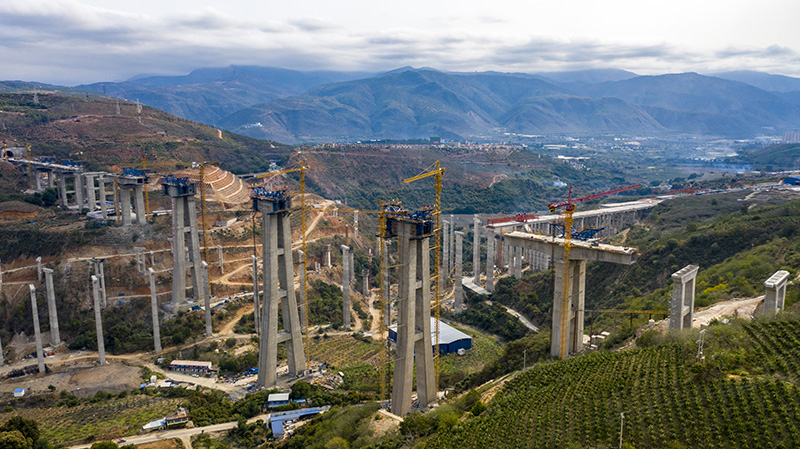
[1,137,800,447]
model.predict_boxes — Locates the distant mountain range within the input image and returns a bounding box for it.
[5,66,800,143]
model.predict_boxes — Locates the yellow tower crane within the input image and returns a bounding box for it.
[402,160,445,390]
[547,183,641,358]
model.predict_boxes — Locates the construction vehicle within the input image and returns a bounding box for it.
[547,183,641,358]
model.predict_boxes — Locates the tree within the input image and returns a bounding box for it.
[90,442,119,449]
[0,430,32,449]
[325,436,350,449]
[291,381,313,399]
[0,417,40,445]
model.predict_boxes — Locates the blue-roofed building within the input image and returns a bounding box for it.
[269,406,331,440]
[389,318,472,355]
[784,177,800,186]
[267,393,291,408]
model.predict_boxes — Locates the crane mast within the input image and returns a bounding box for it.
[548,184,641,358]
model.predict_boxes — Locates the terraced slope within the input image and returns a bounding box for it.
[426,319,800,449]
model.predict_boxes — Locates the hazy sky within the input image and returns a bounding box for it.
[2,0,800,85]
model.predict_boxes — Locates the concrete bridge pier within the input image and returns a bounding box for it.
[163,179,205,311]
[439,221,446,293]
[325,244,331,268]
[98,176,109,218]
[42,268,60,346]
[390,219,435,416]
[28,285,46,373]
[342,245,352,329]
[669,265,699,330]
[763,270,790,314]
[253,192,305,388]
[504,231,637,359]
[84,173,97,211]
[485,233,495,293]
[134,247,147,274]
[91,275,106,365]
[454,231,464,313]
[473,215,481,284]
[148,268,162,354]
[118,174,148,225]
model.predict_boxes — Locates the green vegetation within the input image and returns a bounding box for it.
[454,332,552,393]
[282,403,382,449]
[438,323,504,387]
[424,312,800,448]
[308,280,346,329]
[451,300,531,341]
[0,395,180,446]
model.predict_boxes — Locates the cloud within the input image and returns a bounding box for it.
[1,2,800,85]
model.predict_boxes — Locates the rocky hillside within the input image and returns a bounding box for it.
[0,93,293,175]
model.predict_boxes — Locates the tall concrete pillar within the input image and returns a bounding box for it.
[252,255,260,335]
[551,259,587,358]
[163,179,205,309]
[341,245,352,329]
[42,268,60,346]
[763,270,790,314]
[325,244,332,268]
[58,175,68,208]
[28,285,46,373]
[217,245,224,274]
[448,214,455,273]
[202,261,212,337]
[353,211,359,237]
[34,170,43,191]
[391,220,435,416]
[148,268,162,354]
[454,231,464,313]
[381,238,390,327]
[134,185,146,224]
[85,174,97,211]
[74,174,84,210]
[91,275,106,365]
[486,233,495,293]
[99,176,108,219]
[36,256,43,283]
[669,265,699,330]
[91,259,107,308]
[120,186,132,226]
[363,268,370,297]
[134,247,146,274]
[442,220,450,281]
[473,215,481,284]
[254,193,305,387]
[47,171,55,189]
[298,250,306,330]
[149,251,155,267]
[515,246,523,279]
[349,247,355,284]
